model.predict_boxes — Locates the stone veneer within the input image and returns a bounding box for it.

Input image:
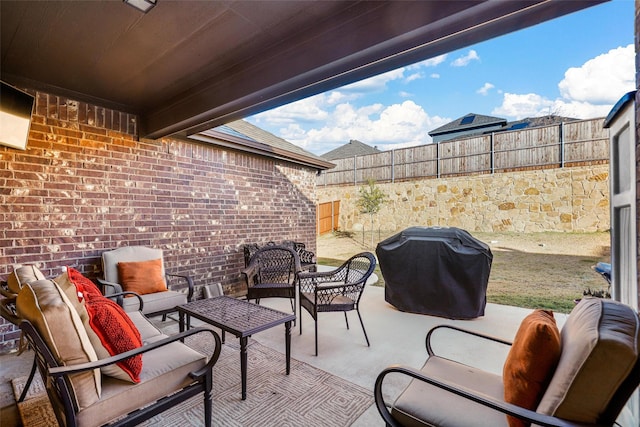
[318,165,609,233]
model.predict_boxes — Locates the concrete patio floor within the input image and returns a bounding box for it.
[0,283,566,426]
[254,285,568,426]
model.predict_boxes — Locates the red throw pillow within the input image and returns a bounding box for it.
[503,309,561,427]
[67,267,102,297]
[67,267,142,383]
[83,291,143,382]
[117,259,167,296]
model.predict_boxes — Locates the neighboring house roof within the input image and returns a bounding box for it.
[497,115,579,132]
[320,140,382,160]
[194,120,334,171]
[428,113,507,137]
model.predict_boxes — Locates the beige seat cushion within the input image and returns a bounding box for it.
[537,298,640,423]
[16,279,102,410]
[7,265,46,294]
[76,341,207,427]
[121,290,187,314]
[391,356,508,427]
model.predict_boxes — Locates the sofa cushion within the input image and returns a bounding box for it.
[102,246,165,284]
[7,265,46,294]
[117,258,167,296]
[537,298,640,423]
[16,279,101,410]
[503,309,561,427]
[57,268,143,383]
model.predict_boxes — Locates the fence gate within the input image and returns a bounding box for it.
[317,201,340,235]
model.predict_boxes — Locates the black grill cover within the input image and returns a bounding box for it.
[376,227,492,319]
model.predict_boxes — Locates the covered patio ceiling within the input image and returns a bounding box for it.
[1,0,606,140]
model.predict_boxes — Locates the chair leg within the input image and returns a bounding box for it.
[314,317,318,356]
[356,308,370,347]
[18,355,38,402]
[344,312,350,329]
[204,372,213,427]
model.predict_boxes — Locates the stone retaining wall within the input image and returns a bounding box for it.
[317,165,609,233]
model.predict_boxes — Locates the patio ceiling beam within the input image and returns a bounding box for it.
[144,0,606,140]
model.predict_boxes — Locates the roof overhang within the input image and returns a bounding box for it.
[193,129,335,170]
[1,1,607,140]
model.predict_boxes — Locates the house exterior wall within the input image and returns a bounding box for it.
[635,0,640,307]
[0,89,318,353]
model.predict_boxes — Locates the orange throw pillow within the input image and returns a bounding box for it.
[503,309,561,427]
[117,259,167,296]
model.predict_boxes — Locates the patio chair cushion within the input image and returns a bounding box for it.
[75,340,207,427]
[502,309,561,427]
[56,268,143,383]
[117,258,168,296]
[391,356,507,427]
[537,298,640,423]
[16,279,102,410]
[7,264,46,294]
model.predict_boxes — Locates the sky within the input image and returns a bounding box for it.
[246,0,636,156]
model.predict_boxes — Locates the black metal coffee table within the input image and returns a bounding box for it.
[177,296,295,400]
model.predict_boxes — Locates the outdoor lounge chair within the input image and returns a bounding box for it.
[99,246,194,318]
[0,271,223,427]
[298,252,376,356]
[241,245,301,315]
[374,297,640,427]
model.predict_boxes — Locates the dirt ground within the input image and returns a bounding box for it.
[317,230,611,313]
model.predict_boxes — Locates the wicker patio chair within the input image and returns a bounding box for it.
[241,245,301,315]
[298,252,376,356]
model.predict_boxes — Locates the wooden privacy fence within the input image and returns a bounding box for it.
[317,200,340,235]
[318,118,609,186]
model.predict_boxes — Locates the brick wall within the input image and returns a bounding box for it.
[0,89,318,352]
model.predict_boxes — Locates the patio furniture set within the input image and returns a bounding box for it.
[0,242,377,426]
[2,242,640,427]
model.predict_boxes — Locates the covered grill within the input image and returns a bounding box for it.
[376,227,492,319]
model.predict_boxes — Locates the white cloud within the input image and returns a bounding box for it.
[266,100,450,154]
[492,93,555,119]
[405,72,423,83]
[558,44,634,104]
[492,44,635,120]
[451,50,479,67]
[430,73,440,79]
[399,91,413,98]
[408,54,447,69]
[477,83,495,96]
[341,69,405,93]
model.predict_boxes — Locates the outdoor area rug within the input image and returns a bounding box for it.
[11,331,373,426]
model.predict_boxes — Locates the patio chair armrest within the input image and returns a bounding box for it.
[425,324,512,356]
[97,278,123,295]
[0,280,16,299]
[166,272,195,302]
[103,291,144,312]
[0,296,20,326]
[240,263,259,286]
[297,248,316,264]
[48,326,222,376]
[374,365,600,427]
